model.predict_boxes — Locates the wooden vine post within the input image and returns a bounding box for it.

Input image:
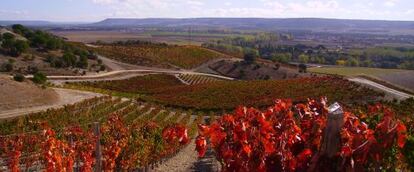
[309,102,344,171]
[94,122,102,172]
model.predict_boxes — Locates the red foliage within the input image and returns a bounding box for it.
[162,124,190,145]
[196,98,407,172]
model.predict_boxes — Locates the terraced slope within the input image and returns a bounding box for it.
[176,74,223,85]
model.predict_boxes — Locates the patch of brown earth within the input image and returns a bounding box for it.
[209,60,312,80]
[0,75,58,111]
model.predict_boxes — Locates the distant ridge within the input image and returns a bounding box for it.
[88,18,414,34]
[0,20,54,26]
[92,18,414,28]
[1,18,414,35]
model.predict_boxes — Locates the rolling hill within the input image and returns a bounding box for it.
[90,18,414,35]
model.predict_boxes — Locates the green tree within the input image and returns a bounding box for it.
[2,33,15,40]
[76,55,88,69]
[46,38,61,50]
[11,40,29,56]
[314,56,325,64]
[31,31,47,48]
[32,72,47,84]
[361,59,373,67]
[243,49,258,64]
[271,53,291,63]
[346,57,359,67]
[298,54,309,64]
[1,37,15,51]
[62,52,76,67]
[12,24,30,36]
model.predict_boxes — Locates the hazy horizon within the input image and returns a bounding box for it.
[1,0,413,22]
[2,17,414,24]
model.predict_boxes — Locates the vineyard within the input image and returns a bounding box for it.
[64,74,183,95]
[176,74,224,85]
[195,98,413,171]
[145,77,384,110]
[0,96,210,171]
[65,76,383,111]
[93,44,229,69]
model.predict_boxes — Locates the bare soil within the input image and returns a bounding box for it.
[153,140,220,172]
[0,75,58,111]
[209,60,312,80]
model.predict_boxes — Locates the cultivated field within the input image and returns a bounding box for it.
[66,75,382,110]
[309,67,414,92]
[177,74,223,85]
[93,44,231,69]
[53,31,237,45]
[66,74,184,95]
[53,31,152,43]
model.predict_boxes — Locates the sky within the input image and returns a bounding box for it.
[0,0,413,22]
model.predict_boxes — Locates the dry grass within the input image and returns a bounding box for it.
[0,75,58,111]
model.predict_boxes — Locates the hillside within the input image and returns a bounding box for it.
[92,41,232,69]
[0,75,58,111]
[91,18,414,35]
[0,25,104,75]
[208,59,310,80]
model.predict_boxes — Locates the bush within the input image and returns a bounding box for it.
[32,72,47,84]
[99,65,106,71]
[27,66,39,74]
[13,74,25,82]
[243,50,258,64]
[1,62,13,72]
[298,63,307,73]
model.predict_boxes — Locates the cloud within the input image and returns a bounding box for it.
[86,0,414,20]
[187,0,204,6]
[92,0,117,5]
[384,0,398,7]
[0,10,29,19]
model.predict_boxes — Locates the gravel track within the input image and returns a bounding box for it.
[153,139,220,172]
[349,77,413,100]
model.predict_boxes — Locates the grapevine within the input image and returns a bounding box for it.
[195,98,408,171]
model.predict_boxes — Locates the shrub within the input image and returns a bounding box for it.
[13,74,25,82]
[298,63,307,73]
[27,66,39,74]
[1,62,13,72]
[243,50,257,64]
[32,72,47,84]
[99,65,106,71]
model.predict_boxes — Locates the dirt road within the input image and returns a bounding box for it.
[349,77,413,100]
[0,88,102,119]
[153,139,220,172]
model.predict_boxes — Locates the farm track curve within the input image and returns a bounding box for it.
[349,77,413,100]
